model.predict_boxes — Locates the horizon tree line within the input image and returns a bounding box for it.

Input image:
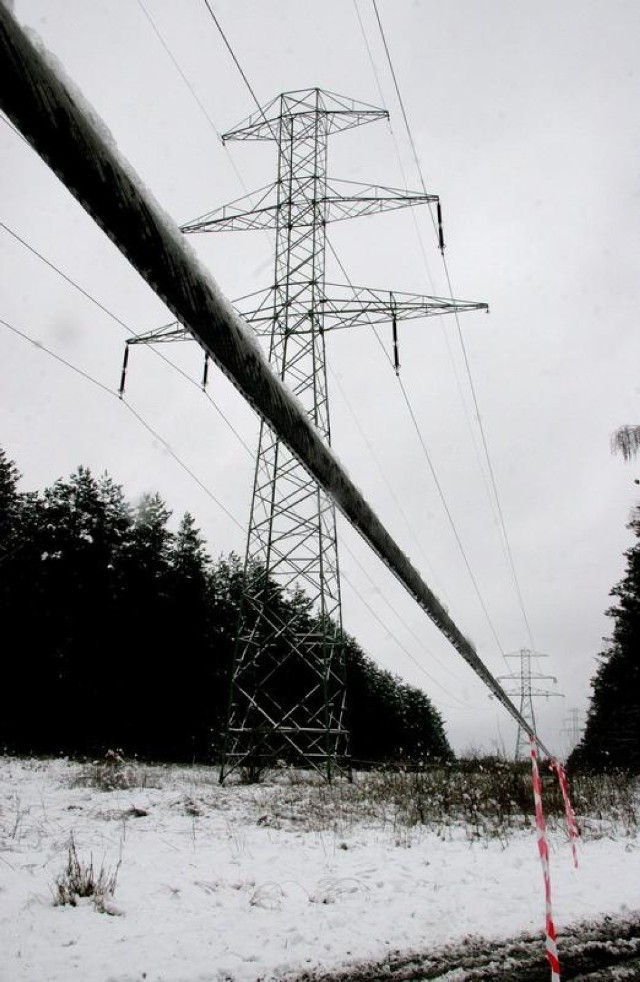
[0,446,452,766]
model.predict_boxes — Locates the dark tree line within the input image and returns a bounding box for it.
[570,511,640,773]
[0,448,451,764]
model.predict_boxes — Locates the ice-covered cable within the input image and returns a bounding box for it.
[0,1,552,757]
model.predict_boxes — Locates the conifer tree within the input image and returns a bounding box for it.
[0,447,20,544]
[0,445,453,764]
[0,450,24,750]
[571,514,640,772]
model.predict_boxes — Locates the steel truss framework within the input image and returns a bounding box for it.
[127,88,487,781]
[497,650,561,760]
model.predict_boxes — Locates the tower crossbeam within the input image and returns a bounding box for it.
[125,282,488,348]
[181,179,439,233]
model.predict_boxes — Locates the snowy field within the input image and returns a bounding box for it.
[0,757,638,982]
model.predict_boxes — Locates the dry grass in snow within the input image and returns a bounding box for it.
[0,756,638,982]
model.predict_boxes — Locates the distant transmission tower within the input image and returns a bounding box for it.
[123,88,487,780]
[497,649,562,760]
[562,707,584,755]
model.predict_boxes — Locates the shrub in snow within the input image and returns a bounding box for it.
[53,834,121,914]
[72,750,160,791]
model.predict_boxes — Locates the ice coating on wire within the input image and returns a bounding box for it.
[0,1,552,753]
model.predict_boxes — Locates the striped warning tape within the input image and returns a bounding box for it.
[530,735,561,981]
[551,759,579,868]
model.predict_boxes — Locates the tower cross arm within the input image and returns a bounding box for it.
[126,321,191,345]
[221,88,388,143]
[223,108,388,142]
[180,183,278,233]
[180,179,442,234]
[233,283,488,335]
[320,283,488,331]
[324,179,439,223]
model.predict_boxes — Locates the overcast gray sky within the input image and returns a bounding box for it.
[2,0,639,756]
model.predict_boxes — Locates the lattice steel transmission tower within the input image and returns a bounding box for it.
[562,707,584,756]
[124,88,487,780]
[497,650,562,759]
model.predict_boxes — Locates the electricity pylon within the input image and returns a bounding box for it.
[562,707,584,756]
[497,649,562,759]
[124,88,487,781]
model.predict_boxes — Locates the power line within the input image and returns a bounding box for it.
[3,15,474,713]
[351,0,387,114]
[0,13,554,751]
[0,313,245,531]
[1,110,29,145]
[353,0,438,297]
[0,218,254,456]
[135,0,259,209]
[2,312,473,713]
[396,373,506,657]
[4,306,469,719]
[328,362,451,607]
[202,5,510,665]
[199,2,280,147]
[370,0,537,653]
[137,0,223,141]
[370,0,426,203]
[339,531,473,697]
[193,6,509,661]
[352,0,504,539]
[170,0,280,254]
[201,1,266,127]
[0,219,130,330]
[442,255,537,650]
[2,315,114,398]
[340,564,473,712]
[328,239,508,661]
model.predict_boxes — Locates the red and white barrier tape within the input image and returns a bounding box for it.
[550,759,579,868]
[529,735,561,982]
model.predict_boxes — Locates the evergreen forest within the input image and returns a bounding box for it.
[0,447,451,765]
[569,509,640,773]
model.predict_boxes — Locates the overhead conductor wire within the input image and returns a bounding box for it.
[0,218,253,456]
[327,239,507,659]
[370,0,537,653]
[350,3,514,659]
[352,0,504,539]
[197,3,512,693]
[0,3,554,750]
[201,0,453,616]
[0,306,477,710]
[202,0,504,646]
[0,314,244,531]
[2,104,466,704]
[135,0,264,213]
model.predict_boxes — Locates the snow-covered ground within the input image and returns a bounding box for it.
[0,757,638,982]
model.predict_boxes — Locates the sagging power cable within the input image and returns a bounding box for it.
[194,2,510,662]
[0,314,245,531]
[197,1,502,658]
[370,0,538,653]
[0,2,553,752]
[352,0,504,541]
[328,239,508,661]
[0,218,254,457]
